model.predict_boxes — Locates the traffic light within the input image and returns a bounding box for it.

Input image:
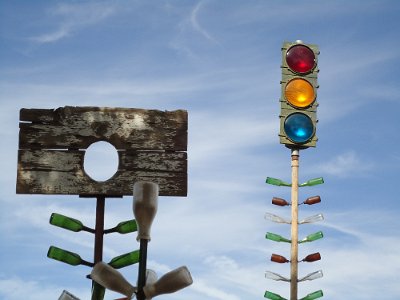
[279,41,320,148]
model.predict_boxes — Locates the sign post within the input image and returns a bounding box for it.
[17,106,189,300]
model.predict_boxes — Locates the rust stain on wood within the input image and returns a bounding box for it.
[17,106,188,196]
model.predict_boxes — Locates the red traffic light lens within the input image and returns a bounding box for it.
[286,44,315,74]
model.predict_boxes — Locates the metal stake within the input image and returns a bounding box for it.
[136,239,149,300]
[92,195,106,300]
[78,194,122,300]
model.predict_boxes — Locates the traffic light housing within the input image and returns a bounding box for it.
[279,41,320,148]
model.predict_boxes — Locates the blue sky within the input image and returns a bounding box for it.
[1,1,400,299]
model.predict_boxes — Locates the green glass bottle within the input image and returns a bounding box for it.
[47,246,93,267]
[104,219,137,234]
[266,177,291,187]
[299,231,324,243]
[115,220,137,234]
[299,177,324,187]
[300,290,323,300]
[265,232,291,243]
[50,213,84,232]
[108,250,140,269]
[264,290,287,300]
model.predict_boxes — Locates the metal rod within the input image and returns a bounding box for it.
[136,239,149,300]
[94,196,105,263]
[290,149,299,300]
[92,196,106,300]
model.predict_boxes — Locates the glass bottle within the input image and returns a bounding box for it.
[265,213,291,224]
[104,219,137,234]
[265,271,290,282]
[266,177,291,187]
[143,266,193,298]
[299,213,324,224]
[108,250,140,269]
[298,270,323,282]
[303,196,321,205]
[47,246,93,267]
[299,290,323,300]
[299,231,323,243]
[264,291,287,300]
[272,197,290,206]
[50,213,91,232]
[299,177,324,187]
[301,252,321,262]
[265,232,291,243]
[271,254,289,264]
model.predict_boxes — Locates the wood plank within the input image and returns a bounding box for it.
[17,106,188,196]
[20,108,55,123]
[19,106,187,151]
[17,149,187,196]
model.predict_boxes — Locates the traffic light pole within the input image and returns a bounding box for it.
[290,149,299,300]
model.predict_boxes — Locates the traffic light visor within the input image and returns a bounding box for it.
[286,44,315,74]
[285,78,315,108]
[284,113,314,144]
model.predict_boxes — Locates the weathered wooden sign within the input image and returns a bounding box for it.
[17,106,187,196]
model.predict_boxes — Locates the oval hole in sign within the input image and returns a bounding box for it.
[83,141,119,182]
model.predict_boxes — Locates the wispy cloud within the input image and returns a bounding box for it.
[169,0,220,57]
[0,276,90,300]
[190,1,217,43]
[317,151,374,178]
[29,2,117,44]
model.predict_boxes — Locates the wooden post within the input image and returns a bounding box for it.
[290,149,299,300]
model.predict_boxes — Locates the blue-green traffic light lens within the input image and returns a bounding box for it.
[284,113,314,144]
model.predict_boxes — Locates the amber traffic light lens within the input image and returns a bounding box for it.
[285,78,315,108]
[286,44,315,74]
